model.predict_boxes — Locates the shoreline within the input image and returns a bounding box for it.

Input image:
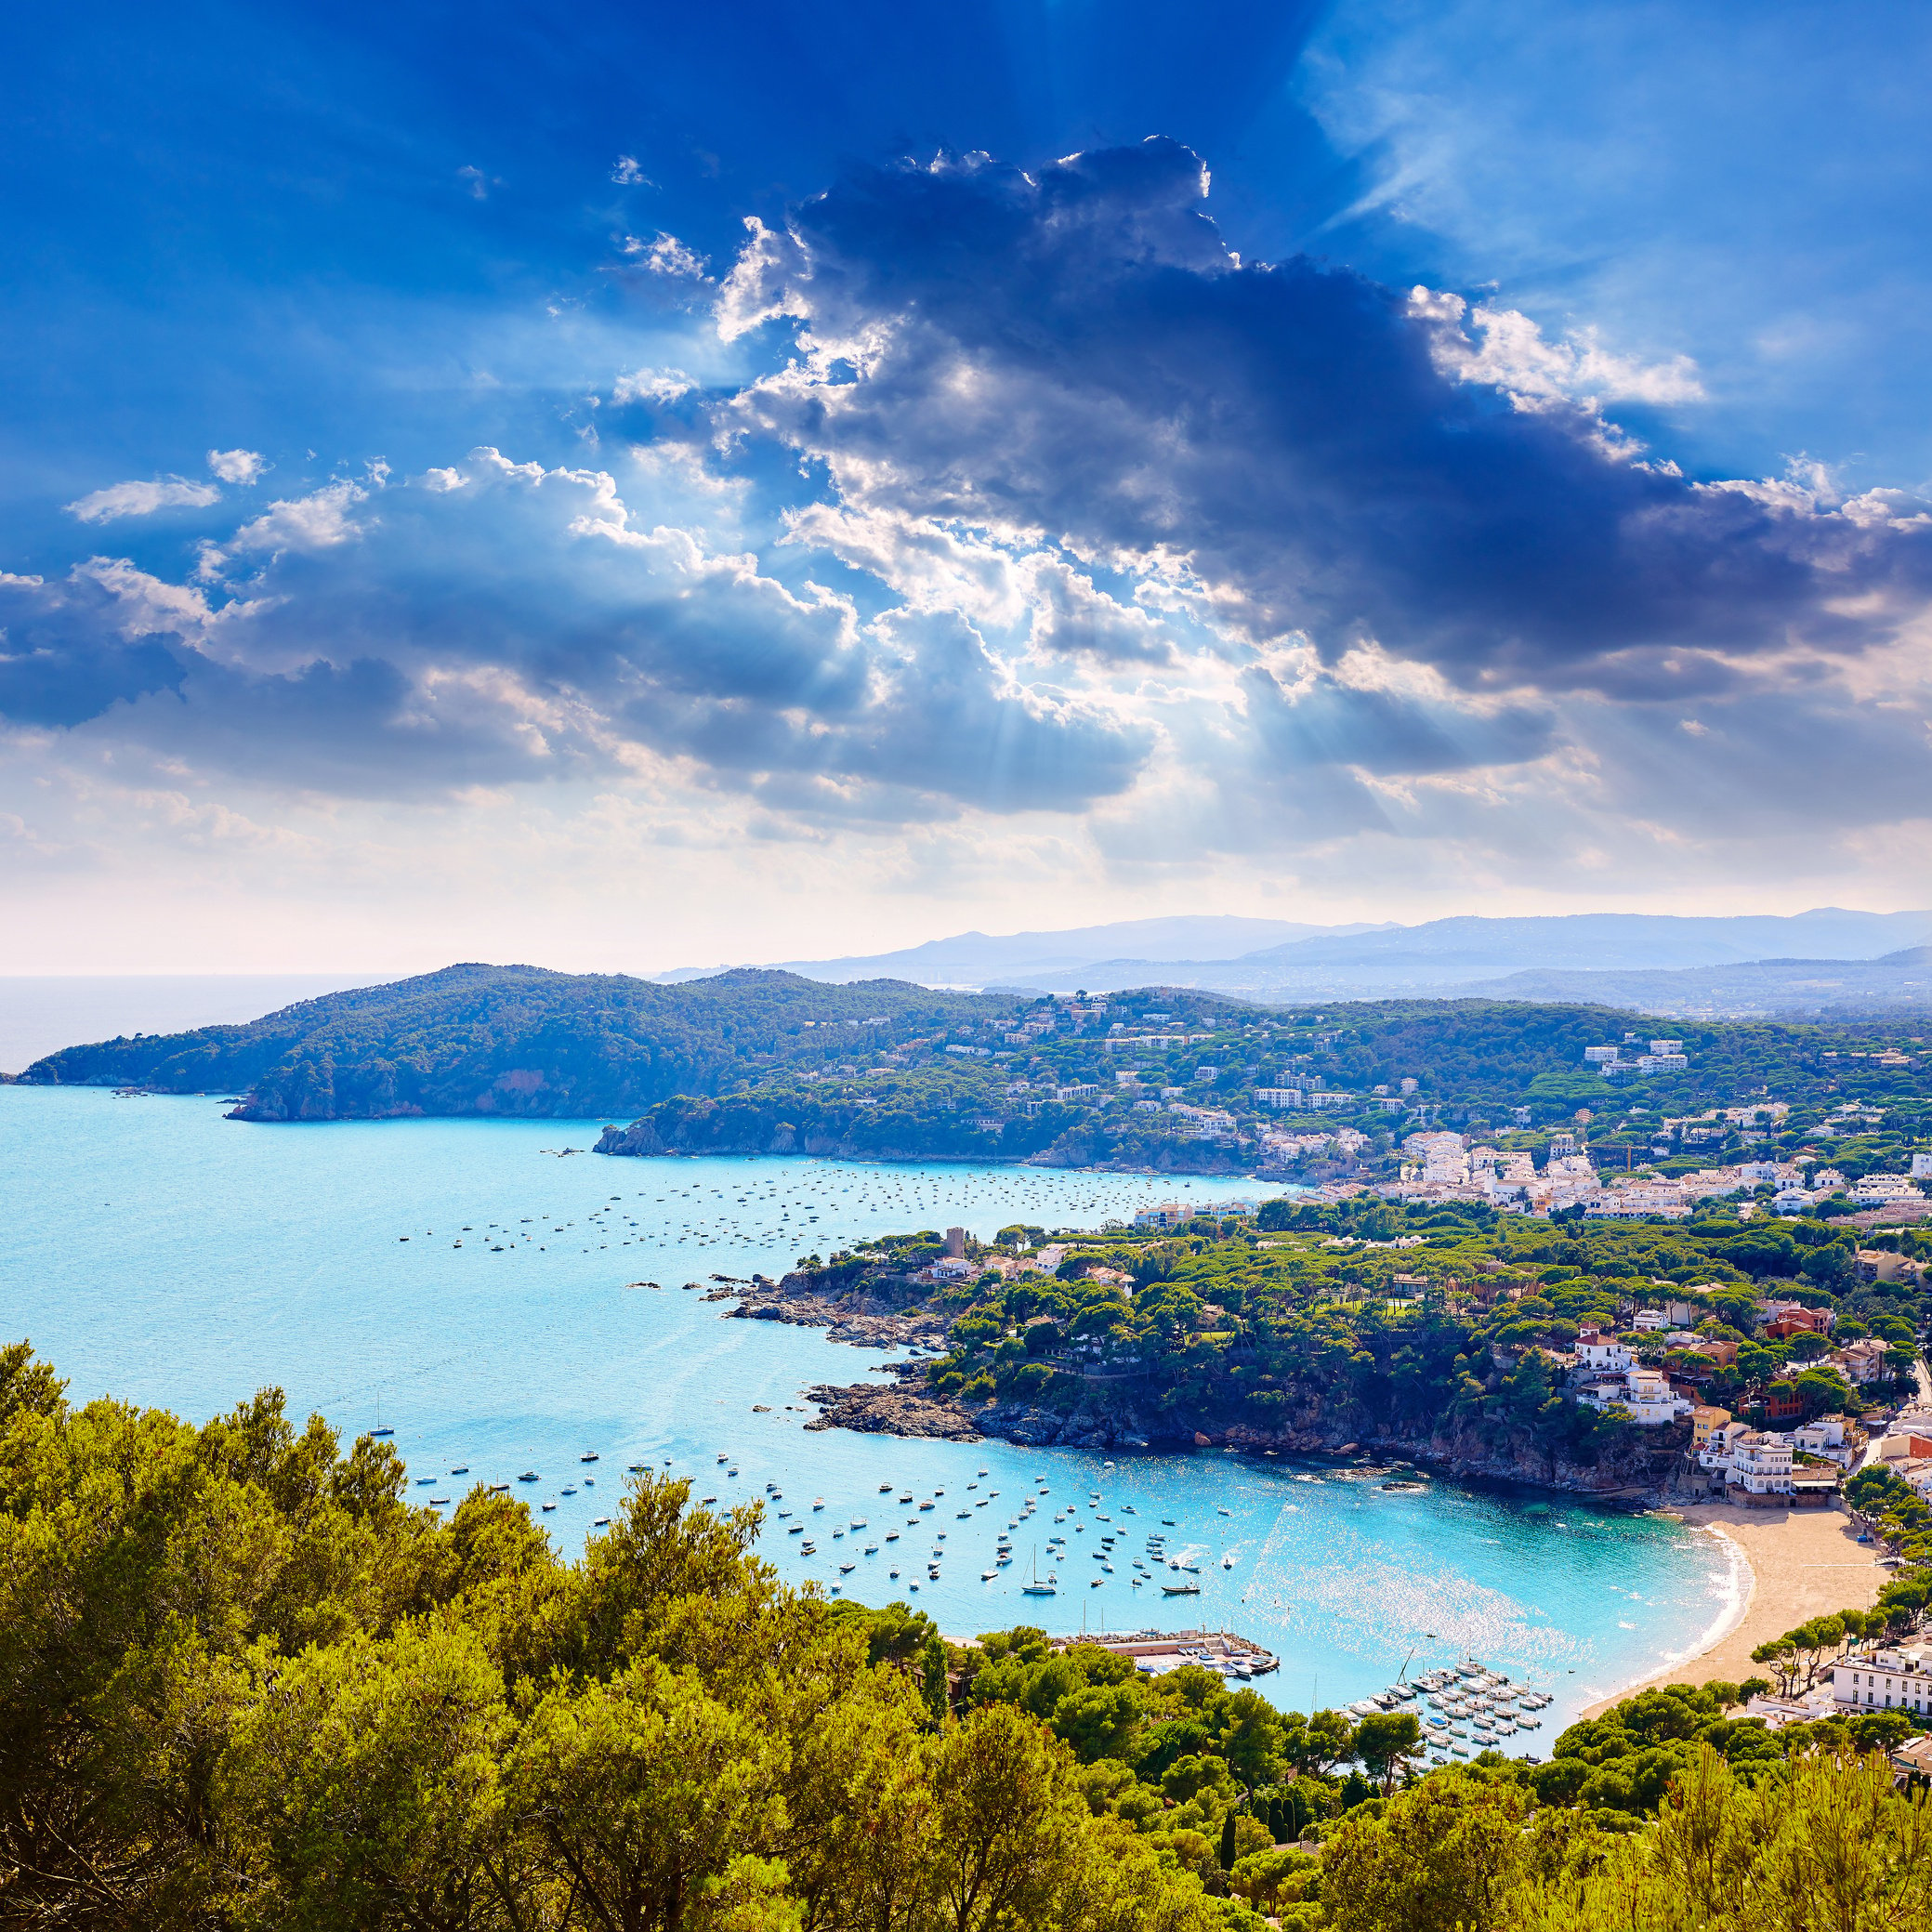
[1577,1502,1887,1719]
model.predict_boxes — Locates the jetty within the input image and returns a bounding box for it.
[1061,1627,1279,1679]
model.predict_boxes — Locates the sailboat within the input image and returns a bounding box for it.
[1021,1546,1056,1597]
[370,1393,393,1439]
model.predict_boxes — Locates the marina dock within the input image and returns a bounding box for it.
[1069,1627,1279,1678]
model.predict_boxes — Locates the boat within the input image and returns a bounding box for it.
[1021,1548,1057,1597]
[879,1483,893,1492]
[561,1486,576,1497]
[982,1571,997,1581]
[581,1452,598,1463]
[518,1471,538,1482]
[800,1542,816,1555]
[1163,1583,1201,1596]
[450,1465,468,1475]
[428,1496,449,1505]
[542,1502,557,1513]
[839,1563,856,1574]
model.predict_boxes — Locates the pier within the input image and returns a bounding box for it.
[1065,1627,1279,1678]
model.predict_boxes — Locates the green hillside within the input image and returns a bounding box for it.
[16,964,1020,1122]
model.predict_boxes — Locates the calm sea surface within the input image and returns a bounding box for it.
[1,1088,1740,1743]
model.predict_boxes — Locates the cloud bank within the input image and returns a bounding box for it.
[7,139,1929,908]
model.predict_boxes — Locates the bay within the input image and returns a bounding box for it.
[0,1087,1740,1746]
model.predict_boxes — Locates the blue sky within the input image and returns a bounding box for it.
[3,1,1928,972]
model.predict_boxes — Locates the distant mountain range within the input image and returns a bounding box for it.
[1446,947,1932,1018]
[656,915,1392,986]
[658,908,1932,1014]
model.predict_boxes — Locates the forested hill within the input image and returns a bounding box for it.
[16,965,1022,1122]
[20,970,1928,1141]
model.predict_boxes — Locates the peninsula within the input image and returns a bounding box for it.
[731,1196,1929,1503]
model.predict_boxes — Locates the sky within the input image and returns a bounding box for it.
[3,0,1929,975]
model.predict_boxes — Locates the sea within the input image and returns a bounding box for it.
[0,1086,1743,1744]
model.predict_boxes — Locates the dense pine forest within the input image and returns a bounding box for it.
[5,1342,1931,1930]
[782,1200,1931,1481]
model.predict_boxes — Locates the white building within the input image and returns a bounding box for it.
[1576,1360,1694,1426]
[1573,1328,1636,1373]
[1852,1173,1920,1205]
[1833,1643,1932,1717]
[1728,1432,1794,1498]
[1404,1131,1469,1187]
[1585,1182,1691,1220]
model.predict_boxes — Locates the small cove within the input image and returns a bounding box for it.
[0,1087,1738,1743]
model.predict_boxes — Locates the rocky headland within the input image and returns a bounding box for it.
[713,1263,1692,1501]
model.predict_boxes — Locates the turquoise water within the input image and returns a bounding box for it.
[1,1088,1739,1741]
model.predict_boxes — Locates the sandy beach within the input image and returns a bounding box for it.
[1580,1502,1887,1720]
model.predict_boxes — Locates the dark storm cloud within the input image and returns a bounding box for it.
[723,138,1932,694]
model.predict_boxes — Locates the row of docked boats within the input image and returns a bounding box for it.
[1347,1663,1556,1760]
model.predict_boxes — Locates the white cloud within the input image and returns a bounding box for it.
[65,479,222,523]
[222,480,371,559]
[612,367,695,404]
[207,448,266,483]
[624,231,710,280]
[611,156,650,186]
[1408,287,1704,413]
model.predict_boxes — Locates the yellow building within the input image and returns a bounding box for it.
[1691,1404,1732,1447]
